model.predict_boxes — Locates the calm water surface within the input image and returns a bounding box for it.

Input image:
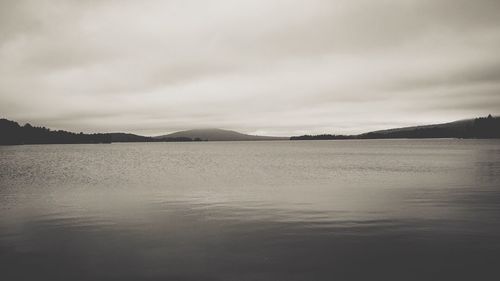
[1,140,500,280]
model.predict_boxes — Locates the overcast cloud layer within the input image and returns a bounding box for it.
[1,0,500,136]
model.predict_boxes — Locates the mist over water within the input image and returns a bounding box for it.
[1,140,500,280]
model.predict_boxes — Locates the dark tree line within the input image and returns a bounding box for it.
[0,118,204,145]
[290,134,354,140]
[291,115,500,140]
[0,119,111,145]
[470,115,500,138]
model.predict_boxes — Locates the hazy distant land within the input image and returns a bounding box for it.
[1,115,499,145]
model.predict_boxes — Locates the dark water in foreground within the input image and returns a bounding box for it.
[1,140,500,280]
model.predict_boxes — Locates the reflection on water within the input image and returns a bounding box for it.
[1,140,500,280]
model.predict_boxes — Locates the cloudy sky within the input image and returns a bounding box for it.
[1,0,499,136]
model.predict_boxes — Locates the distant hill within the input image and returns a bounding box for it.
[360,119,473,137]
[359,116,499,139]
[156,128,287,141]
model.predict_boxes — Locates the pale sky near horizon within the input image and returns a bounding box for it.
[1,0,499,136]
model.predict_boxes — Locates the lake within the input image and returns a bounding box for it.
[1,140,500,280]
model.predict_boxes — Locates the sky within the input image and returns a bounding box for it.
[1,0,499,136]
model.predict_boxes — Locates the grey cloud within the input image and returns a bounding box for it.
[1,0,499,136]
[388,59,500,93]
